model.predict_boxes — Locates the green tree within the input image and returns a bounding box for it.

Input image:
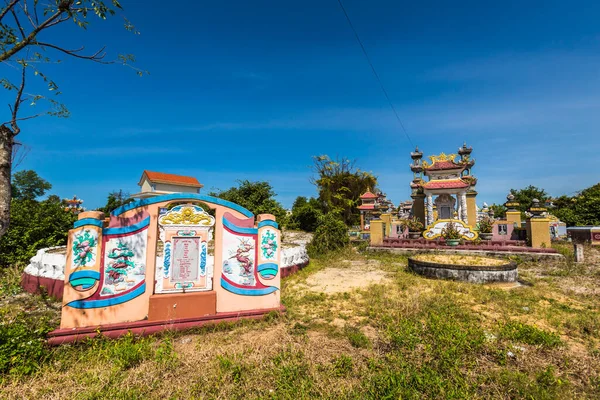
[311,155,377,226]
[307,212,349,257]
[292,196,308,212]
[553,183,600,226]
[11,170,52,200]
[509,186,549,213]
[209,180,288,225]
[289,196,323,232]
[0,195,77,266]
[98,189,133,214]
[0,0,143,238]
[488,204,506,219]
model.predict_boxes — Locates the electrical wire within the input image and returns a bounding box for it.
[336,0,414,147]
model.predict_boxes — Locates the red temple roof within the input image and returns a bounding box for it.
[140,170,203,188]
[360,191,378,200]
[422,179,470,189]
[425,160,465,171]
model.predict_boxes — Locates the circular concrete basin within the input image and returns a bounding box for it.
[408,254,517,283]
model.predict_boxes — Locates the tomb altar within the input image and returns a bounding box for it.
[51,172,283,342]
[410,143,478,238]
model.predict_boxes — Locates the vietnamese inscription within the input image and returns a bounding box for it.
[171,237,200,282]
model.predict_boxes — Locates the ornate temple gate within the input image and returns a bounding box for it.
[57,194,282,332]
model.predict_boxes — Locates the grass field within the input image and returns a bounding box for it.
[0,243,599,399]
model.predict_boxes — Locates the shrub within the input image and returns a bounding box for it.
[291,203,323,232]
[479,217,494,234]
[307,212,349,257]
[400,217,424,232]
[0,197,77,266]
[441,221,462,240]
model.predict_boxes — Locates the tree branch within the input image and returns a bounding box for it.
[36,42,111,63]
[10,8,26,38]
[0,0,20,22]
[19,0,37,29]
[9,64,25,135]
[0,8,64,62]
[3,112,43,126]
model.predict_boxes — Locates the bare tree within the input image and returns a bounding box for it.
[0,0,143,237]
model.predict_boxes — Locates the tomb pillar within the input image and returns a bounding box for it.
[380,213,392,237]
[504,193,521,228]
[370,220,385,246]
[360,212,365,231]
[526,199,551,248]
[466,190,478,227]
[426,193,433,226]
[410,193,426,227]
[460,191,468,222]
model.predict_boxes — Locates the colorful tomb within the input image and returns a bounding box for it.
[410,143,478,238]
[58,193,282,331]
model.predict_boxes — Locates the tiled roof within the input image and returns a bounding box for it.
[422,179,469,189]
[358,204,376,210]
[140,170,203,188]
[425,160,464,171]
[360,191,378,199]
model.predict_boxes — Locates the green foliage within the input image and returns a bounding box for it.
[288,196,323,232]
[499,321,562,348]
[307,212,349,257]
[209,180,288,226]
[97,189,133,214]
[0,196,77,266]
[11,170,52,201]
[552,183,600,226]
[478,216,494,233]
[510,185,550,213]
[400,216,424,232]
[0,309,53,375]
[311,155,377,226]
[489,203,506,219]
[441,221,462,240]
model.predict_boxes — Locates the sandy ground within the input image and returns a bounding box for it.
[296,260,390,294]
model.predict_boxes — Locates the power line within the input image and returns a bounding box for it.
[335,0,414,147]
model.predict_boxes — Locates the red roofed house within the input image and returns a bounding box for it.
[132,170,204,199]
[409,143,478,227]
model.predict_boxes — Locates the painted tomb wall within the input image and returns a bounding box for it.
[60,194,281,329]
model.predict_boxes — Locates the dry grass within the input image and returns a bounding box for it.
[1,245,599,399]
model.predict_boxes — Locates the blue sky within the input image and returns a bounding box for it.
[5,0,600,209]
